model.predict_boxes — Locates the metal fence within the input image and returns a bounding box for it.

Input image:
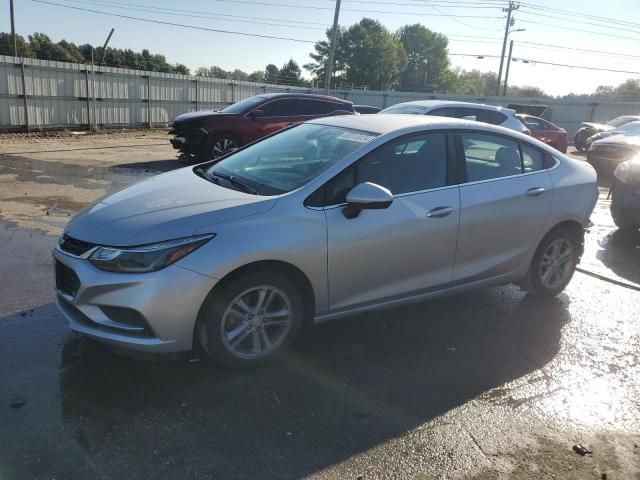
[2,55,640,137]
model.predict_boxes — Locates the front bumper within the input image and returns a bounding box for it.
[53,247,217,353]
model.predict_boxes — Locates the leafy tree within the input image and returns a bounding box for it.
[435,68,498,96]
[341,19,407,90]
[0,32,34,57]
[247,70,265,82]
[304,26,348,85]
[264,64,280,83]
[279,58,305,86]
[196,66,229,78]
[397,24,449,91]
[594,85,614,97]
[612,79,640,99]
[507,85,549,98]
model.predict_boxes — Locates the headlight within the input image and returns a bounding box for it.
[614,159,640,185]
[89,234,214,273]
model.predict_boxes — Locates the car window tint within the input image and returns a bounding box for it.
[357,133,448,195]
[520,116,544,131]
[521,143,546,172]
[296,100,330,115]
[461,133,523,182]
[260,99,299,117]
[478,110,507,125]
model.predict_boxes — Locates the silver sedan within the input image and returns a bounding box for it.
[53,115,598,366]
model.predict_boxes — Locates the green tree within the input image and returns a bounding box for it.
[594,85,614,97]
[195,66,229,78]
[613,79,640,99]
[264,64,280,83]
[397,24,449,91]
[507,85,549,98]
[279,58,305,85]
[304,26,348,86]
[247,70,265,82]
[0,32,34,57]
[341,19,407,90]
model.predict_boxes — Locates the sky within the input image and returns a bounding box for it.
[4,0,640,96]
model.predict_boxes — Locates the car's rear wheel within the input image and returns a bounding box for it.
[523,228,579,297]
[204,133,242,160]
[198,271,304,367]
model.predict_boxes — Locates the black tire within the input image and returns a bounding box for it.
[523,228,580,297]
[202,133,242,161]
[612,216,640,232]
[574,129,591,152]
[197,271,305,368]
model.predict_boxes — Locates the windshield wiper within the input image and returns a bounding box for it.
[209,170,258,195]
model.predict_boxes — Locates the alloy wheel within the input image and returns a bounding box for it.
[212,137,239,158]
[539,238,574,290]
[220,285,293,360]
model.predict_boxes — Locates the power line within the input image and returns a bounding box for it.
[61,0,329,27]
[510,57,640,75]
[516,41,640,61]
[518,1,640,30]
[518,9,640,35]
[31,0,317,43]
[517,19,640,42]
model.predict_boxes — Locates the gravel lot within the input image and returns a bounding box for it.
[0,131,638,479]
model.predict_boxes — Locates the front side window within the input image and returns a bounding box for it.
[323,132,448,205]
[461,133,522,182]
[260,99,299,117]
[205,124,377,195]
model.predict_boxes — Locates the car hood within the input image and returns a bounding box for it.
[173,111,238,122]
[65,167,277,246]
[593,134,640,147]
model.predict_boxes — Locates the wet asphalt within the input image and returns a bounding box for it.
[0,146,639,479]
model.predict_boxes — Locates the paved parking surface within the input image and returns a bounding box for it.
[0,133,638,479]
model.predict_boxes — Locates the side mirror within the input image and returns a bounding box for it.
[250,109,265,119]
[343,182,393,219]
[461,115,477,121]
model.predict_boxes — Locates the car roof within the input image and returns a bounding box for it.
[385,99,515,113]
[259,92,351,104]
[309,113,509,135]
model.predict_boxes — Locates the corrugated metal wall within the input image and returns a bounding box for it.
[2,55,640,136]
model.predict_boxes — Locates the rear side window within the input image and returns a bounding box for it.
[428,107,458,118]
[521,143,550,172]
[261,99,298,116]
[475,110,507,125]
[460,132,522,182]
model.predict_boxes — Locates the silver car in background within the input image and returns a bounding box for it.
[380,100,530,134]
[54,115,598,367]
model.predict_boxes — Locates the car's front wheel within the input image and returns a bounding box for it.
[523,228,579,297]
[198,271,305,367]
[204,133,242,160]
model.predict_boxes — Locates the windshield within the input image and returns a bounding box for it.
[380,105,428,115]
[221,95,266,114]
[205,124,377,195]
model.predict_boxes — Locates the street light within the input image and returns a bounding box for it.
[501,29,526,96]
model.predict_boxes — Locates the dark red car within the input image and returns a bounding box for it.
[170,93,355,161]
[516,114,568,153]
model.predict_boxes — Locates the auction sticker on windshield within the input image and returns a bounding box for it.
[337,131,377,143]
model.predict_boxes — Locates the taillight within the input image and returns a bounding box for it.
[523,128,532,136]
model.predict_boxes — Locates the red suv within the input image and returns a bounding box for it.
[170,93,355,161]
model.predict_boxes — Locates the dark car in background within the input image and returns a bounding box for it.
[170,93,355,161]
[587,135,640,177]
[585,120,640,150]
[354,105,381,114]
[574,115,640,152]
[610,158,640,232]
[516,114,568,153]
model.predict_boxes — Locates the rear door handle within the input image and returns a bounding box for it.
[426,206,454,218]
[525,187,546,197]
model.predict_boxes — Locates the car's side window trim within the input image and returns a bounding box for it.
[304,129,456,208]
[454,129,561,186]
[246,98,350,119]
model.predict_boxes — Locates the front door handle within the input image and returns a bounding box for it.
[426,206,454,218]
[525,187,546,197]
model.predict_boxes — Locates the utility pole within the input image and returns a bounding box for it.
[99,28,115,65]
[502,40,514,96]
[496,1,519,96]
[324,0,342,94]
[10,0,18,57]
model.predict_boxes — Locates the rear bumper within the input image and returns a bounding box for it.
[53,247,217,353]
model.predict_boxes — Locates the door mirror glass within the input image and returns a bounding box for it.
[250,109,265,119]
[343,182,393,219]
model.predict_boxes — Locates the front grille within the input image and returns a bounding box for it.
[59,234,95,257]
[55,260,81,298]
